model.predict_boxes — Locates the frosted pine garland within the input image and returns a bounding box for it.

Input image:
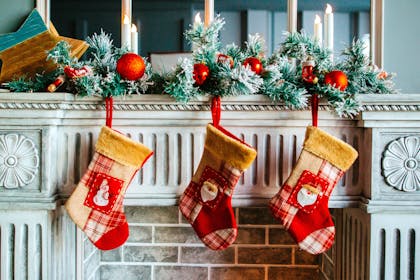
[8,16,396,116]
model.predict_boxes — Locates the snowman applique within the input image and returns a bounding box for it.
[297,184,320,207]
[93,179,110,206]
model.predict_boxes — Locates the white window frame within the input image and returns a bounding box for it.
[36,0,50,28]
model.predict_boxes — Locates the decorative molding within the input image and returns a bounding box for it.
[0,134,39,189]
[382,136,420,192]
[361,104,420,112]
[0,100,419,112]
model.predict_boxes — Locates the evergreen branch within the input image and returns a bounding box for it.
[225,43,246,66]
[185,15,224,51]
[245,34,266,58]
[8,71,60,92]
[46,41,76,67]
[279,31,332,72]
[261,64,308,109]
[8,16,397,119]
[215,64,264,96]
[8,77,36,92]
[164,58,200,102]
[339,40,397,95]
[85,30,118,74]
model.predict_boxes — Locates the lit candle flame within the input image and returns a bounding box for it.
[131,24,137,32]
[326,4,332,14]
[315,14,321,24]
[123,15,130,24]
[195,13,202,24]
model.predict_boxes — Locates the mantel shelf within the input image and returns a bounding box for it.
[0,92,419,208]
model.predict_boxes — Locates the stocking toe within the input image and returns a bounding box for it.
[298,226,335,254]
[202,228,238,250]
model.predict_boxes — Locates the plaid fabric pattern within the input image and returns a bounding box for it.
[298,226,335,255]
[81,153,113,186]
[270,160,344,230]
[317,160,344,197]
[269,126,356,255]
[270,159,346,254]
[179,182,202,223]
[269,184,298,228]
[84,206,126,242]
[179,158,246,250]
[220,162,241,195]
[202,228,238,250]
[81,152,127,243]
[293,161,342,254]
[179,163,241,224]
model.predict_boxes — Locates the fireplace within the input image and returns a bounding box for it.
[0,93,419,279]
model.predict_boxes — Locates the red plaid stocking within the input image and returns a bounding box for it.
[179,124,257,250]
[65,126,152,250]
[269,126,358,254]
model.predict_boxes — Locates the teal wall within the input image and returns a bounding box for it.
[383,0,420,93]
[49,1,287,56]
[0,0,35,34]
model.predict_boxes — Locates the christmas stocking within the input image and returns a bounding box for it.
[65,126,153,250]
[179,124,257,250]
[269,126,358,254]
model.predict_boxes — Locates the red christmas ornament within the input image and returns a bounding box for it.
[324,70,348,91]
[116,53,145,81]
[243,57,263,75]
[193,63,210,86]
[217,54,234,68]
[64,65,92,79]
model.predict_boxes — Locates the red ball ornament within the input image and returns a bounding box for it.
[116,53,145,81]
[217,54,234,68]
[324,70,348,91]
[243,57,263,75]
[193,63,210,86]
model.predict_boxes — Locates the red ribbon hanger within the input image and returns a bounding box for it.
[105,97,113,128]
[311,94,319,127]
[211,96,221,127]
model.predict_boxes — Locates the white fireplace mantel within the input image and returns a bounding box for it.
[0,93,419,206]
[0,92,419,280]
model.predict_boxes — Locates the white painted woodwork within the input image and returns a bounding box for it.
[0,93,419,279]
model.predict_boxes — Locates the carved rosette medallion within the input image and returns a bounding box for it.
[382,136,420,192]
[0,134,39,189]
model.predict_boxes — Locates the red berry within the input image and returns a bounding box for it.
[217,54,234,68]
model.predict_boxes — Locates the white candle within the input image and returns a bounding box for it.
[121,0,132,47]
[287,0,297,33]
[194,12,202,28]
[204,0,214,27]
[192,13,202,51]
[324,4,334,54]
[314,15,322,47]
[131,24,138,54]
[121,0,132,21]
[122,15,131,49]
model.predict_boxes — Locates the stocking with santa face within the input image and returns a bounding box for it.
[269,126,358,254]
